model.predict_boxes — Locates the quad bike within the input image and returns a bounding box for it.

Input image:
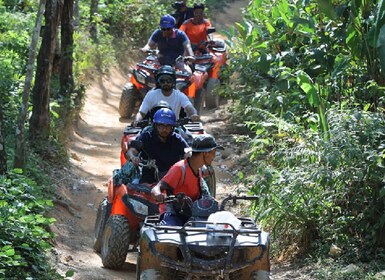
[119,117,217,197]
[136,194,271,279]
[193,27,229,111]
[93,141,162,269]
[118,51,208,119]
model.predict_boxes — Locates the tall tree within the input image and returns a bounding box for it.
[14,0,46,169]
[29,0,63,145]
[90,0,98,42]
[0,94,7,175]
[60,0,75,108]
[58,0,76,133]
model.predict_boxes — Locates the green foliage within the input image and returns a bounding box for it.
[245,108,385,261]
[0,8,32,133]
[225,0,384,120]
[0,170,63,279]
[222,0,385,262]
[94,0,169,67]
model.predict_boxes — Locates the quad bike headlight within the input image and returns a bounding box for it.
[176,81,190,91]
[133,70,146,85]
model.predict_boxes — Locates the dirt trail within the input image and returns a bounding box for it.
[49,1,297,279]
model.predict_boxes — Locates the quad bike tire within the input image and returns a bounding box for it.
[250,270,271,280]
[205,165,216,198]
[205,78,220,109]
[93,197,110,253]
[119,83,137,118]
[101,215,130,269]
[140,269,164,280]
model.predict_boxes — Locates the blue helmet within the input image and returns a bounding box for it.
[153,108,177,126]
[160,15,176,29]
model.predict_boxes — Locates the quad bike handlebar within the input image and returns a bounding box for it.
[160,193,259,213]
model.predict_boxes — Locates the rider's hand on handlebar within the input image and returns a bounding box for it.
[153,192,166,202]
[131,156,141,167]
[140,47,149,53]
[190,114,200,122]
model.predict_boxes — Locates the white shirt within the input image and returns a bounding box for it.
[138,88,192,119]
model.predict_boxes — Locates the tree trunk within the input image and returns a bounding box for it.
[14,0,46,169]
[59,0,75,131]
[60,0,74,98]
[73,0,80,28]
[90,0,98,42]
[0,94,7,175]
[29,0,63,146]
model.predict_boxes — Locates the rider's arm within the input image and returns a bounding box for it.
[184,104,199,121]
[125,147,140,166]
[134,111,146,122]
[180,30,194,57]
[141,40,156,53]
[141,30,158,52]
[178,91,199,121]
[151,180,174,202]
[184,41,194,57]
[134,90,155,124]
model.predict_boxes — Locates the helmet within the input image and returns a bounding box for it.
[149,101,171,120]
[193,3,205,10]
[191,134,224,152]
[155,65,176,87]
[155,65,176,80]
[153,108,177,126]
[160,15,176,29]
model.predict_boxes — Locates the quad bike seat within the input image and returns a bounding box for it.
[137,63,157,71]
[123,126,142,135]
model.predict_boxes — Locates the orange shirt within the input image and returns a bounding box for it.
[161,159,201,201]
[179,18,211,45]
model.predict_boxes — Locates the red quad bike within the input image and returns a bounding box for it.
[193,27,229,111]
[93,140,162,269]
[118,51,208,119]
[119,118,218,197]
[136,194,271,279]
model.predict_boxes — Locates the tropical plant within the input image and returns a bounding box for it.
[0,170,62,279]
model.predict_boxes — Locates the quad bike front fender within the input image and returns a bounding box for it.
[131,74,145,90]
[192,70,209,90]
[183,79,196,98]
[209,56,222,79]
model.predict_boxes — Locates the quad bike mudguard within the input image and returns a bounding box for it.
[120,126,143,166]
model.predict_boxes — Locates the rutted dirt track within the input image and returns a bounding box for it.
[49,1,303,279]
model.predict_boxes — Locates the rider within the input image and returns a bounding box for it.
[141,14,195,73]
[115,108,190,185]
[151,134,224,226]
[179,3,211,53]
[133,65,199,124]
[172,0,194,28]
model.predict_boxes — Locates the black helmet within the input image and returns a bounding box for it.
[155,65,176,87]
[191,134,224,152]
[149,101,172,120]
[193,3,205,10]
